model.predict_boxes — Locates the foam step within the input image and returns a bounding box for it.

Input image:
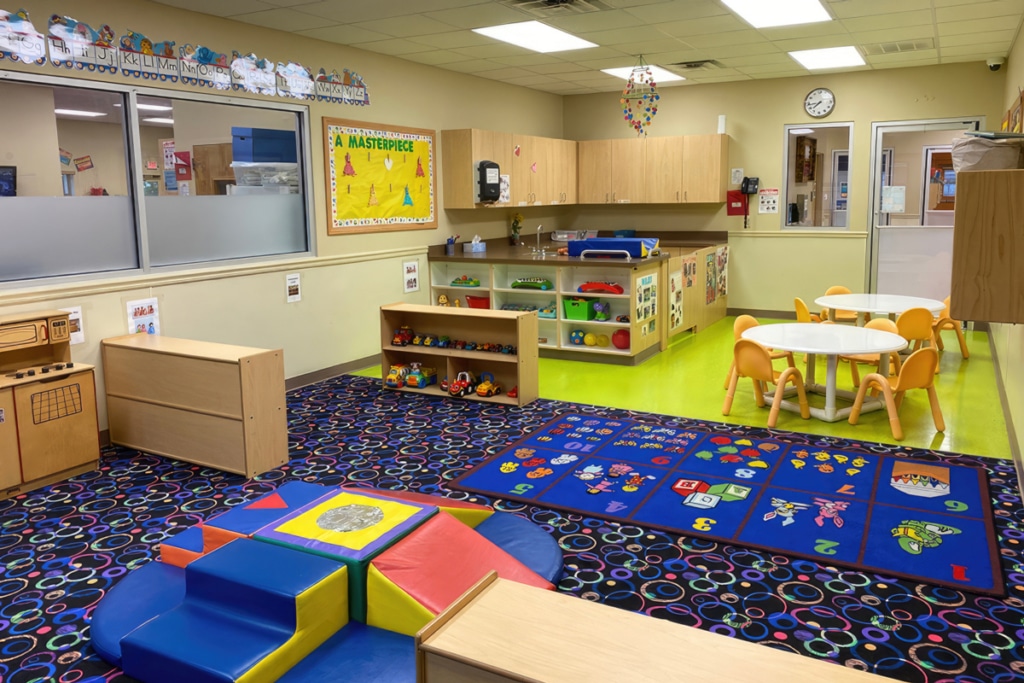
[121,538,349,683]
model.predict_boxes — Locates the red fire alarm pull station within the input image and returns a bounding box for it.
[726,190,747,216]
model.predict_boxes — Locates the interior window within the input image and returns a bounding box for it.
[783,122,854,229]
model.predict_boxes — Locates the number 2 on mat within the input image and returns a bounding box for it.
[693,518,716,531]
[814,539,839,555]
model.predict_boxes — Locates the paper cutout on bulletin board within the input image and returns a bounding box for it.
[47,13,117,72]
[0,8,46,64]
[325,118,436,233]
[881,186,906,213]
[117,29,177,80]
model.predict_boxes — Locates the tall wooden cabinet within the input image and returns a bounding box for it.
[682,134,729,203]
[950,169,1024,323]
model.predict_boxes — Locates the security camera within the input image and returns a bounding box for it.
[987,57,1004,71]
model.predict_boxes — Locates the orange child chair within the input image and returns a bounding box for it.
[895,307,938,353]
[723,339,810,427]
[723,315,794,389]
[794,297,822,323]
[848,347,944,441]
[933,296,969,359]
[820,285,858,324]
[840,318,903,388]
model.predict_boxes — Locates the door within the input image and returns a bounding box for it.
[868,118,981,298]
[193,142,234,196]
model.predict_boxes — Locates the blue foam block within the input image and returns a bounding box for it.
[475,512,563,584]
[90,560,186,667]
[278,622,415,683]
[162,524,205,551]
[205,481,336,536]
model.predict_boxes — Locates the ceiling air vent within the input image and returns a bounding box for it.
[861,38,935,56]
[501,0,612,16]
[668,60,723,72]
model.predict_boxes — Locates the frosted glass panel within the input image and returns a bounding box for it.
[146,195,307,266]
[876,226,952,300]
[0,197,137,281]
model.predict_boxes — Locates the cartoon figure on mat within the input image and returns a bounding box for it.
[812,498,849,528]
[621,473,656,492]
[892,520,961,555]
[549,454,578,466]
[763,498,811,526]
[585,479,616,495]
[573,464,604,481]
[608,463,633,478]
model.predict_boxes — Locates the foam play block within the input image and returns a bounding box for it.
[203,482,337,553]
[91,560,186,667]
[160,525,205,568]
[342,485,493,527]
[277,621,415,683]
[254,489,436,622]
[367,512,554,636]
[121,538,348,683]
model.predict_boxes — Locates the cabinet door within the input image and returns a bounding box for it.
[610,138,646,204]
[552,139,578,205]
[15,371,99,482]
[0,388,20,490]
[644,137,683,203]
[511,135,549,206]
[577,140,611,204]
[476,130,513,207]
[682,134,728,203]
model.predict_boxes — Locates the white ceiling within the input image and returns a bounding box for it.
[153,0,1024,95]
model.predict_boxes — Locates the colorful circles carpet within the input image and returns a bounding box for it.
[1,374,1023,682]
[451,413,1003,595]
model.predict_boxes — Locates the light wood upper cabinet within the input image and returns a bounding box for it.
[441,129,514,209]
[682,133,728,203]
[610,138,646,204]
[577,140,612,204]
[645,137,684,203]
[577,138,646,204]
[552,138,578,205]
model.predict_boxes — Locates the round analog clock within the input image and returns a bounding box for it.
[804,87,835,118]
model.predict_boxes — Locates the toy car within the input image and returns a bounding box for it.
[384,364,410,388]
[437,336,451,348]
[578,281,624,294]
[448,371,476,398]
[616,314,630,323]
[411,335,423,346]
[423,335,437,347]
[450,275,480,287]
[476,372,502,397]
[406,365,437,388]
[538,302,557,318]
[511,277,553,290]
[507,385,518,398]
[439,376,449,391]
[391,326,414,346]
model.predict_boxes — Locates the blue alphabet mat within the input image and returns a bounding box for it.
[451,414,1003,595]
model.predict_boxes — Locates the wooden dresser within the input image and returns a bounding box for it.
[101,335,287,477]
[0,309,99,499]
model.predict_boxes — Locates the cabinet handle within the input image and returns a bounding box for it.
[676,191,680,201]
[612,192,616,203]
[685,191,688,201]
[605,192,609,203]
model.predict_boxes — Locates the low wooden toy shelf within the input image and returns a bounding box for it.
[379,303,538,407]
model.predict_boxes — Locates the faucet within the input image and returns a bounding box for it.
[531,224,547,259]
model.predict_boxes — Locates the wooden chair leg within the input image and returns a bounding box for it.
[723,372,739,415]
[927,386,945,432]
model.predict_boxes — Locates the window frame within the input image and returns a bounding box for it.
[0,68,316,288]
[781,121,854,231]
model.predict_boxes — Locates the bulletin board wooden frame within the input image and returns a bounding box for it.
[323,118,437,235]
[794,135,817,183]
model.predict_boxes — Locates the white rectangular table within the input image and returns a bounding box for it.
[815,293,945,326]
[741,323,908,422]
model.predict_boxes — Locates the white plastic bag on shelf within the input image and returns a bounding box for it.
[951,134,1023,172]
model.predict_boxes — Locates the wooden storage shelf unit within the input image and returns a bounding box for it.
[101,335,288,477]
[380,303,538,406]
[0,309,100,500]
[417,575,881,683]
[950,169,1024,323]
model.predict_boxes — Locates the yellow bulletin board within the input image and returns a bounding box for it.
[323,118,437,234]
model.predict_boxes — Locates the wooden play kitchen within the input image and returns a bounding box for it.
[101,334,288,478]
[0,309,100,499]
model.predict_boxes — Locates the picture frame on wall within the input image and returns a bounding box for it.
[1002,111,1011,132]
[322,118,437,235]
[794,135,816,183]
[1012,97,1023,134]
[0,166,15,197]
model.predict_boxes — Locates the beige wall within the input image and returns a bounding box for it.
[56,119,130,196]
[0,81,62,196]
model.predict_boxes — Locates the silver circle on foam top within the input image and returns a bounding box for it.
[317,504,384,532]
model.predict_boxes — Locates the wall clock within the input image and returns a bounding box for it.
[804,87,835,118]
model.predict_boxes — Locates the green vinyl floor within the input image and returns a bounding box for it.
[355,316,1009,460]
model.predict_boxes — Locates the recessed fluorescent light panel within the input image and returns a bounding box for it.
[602,65,684,83]
[472,21,597,53]
[54,108,106,117]
[143,117,175,124]
[789,128,815,134]
[789,46,865,70]
[722,0,831,28]
[137,103,173,111]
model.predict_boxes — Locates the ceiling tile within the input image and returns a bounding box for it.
[295,24,392,44]
[738,63,808,75]
[405,30,492,50]
[937,0,1024,22]
[577,25,671,44]
[423,4,532,29]
[502,74,566,86]
[866,49,940,64]
[347,16,461,39]
[158,0,275,17]
[850,27,936,44]
[771,35,865,52]
[522,61,588,74]
[472,66,538,80]
[941,44,1012,57]
[230,8,328,31]
[685,74,752,83]
[402,50,468,66]
[351,38,437,56]
[489,54,574,67]
[295,0,488,22]
[545,10,646,33]
[702,43,784,59]
[451,43,532,59]
[682,30,769,49]
[717,53,796,68]
[623,0,729,23]
[606,38,691,55]
[939,30,1017,47]
[937,16,1021,35]
[839,10,933,32]
[756,21,850,41]
[654,14,749,37]
[828,0,932,19]
[442,59,509,74]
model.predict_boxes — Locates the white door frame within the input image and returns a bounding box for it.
[866,117,983,292]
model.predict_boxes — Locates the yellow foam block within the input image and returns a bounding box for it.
[274,492,425,551]
[443,506,493,529]
[238,564,350,683]
[366,564,434,637]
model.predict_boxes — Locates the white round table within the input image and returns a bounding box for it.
[742,323,908,423]
[814,293,945,325]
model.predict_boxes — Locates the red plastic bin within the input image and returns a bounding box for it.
[465,295,490,309]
